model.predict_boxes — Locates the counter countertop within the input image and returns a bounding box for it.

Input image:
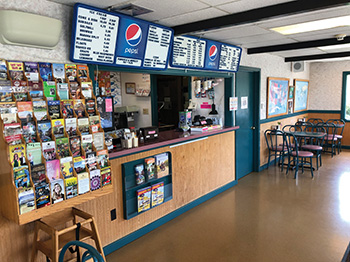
[109,126,239,159]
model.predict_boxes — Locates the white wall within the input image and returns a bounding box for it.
[120,72,152,128]
[309,61,350,110]
[0,0,72,63]
[191,78,225,123]
[239,48,310,119]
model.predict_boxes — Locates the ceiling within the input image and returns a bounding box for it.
[49,0,350,63]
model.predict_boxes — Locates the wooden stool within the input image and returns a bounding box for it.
[31,208,105,262]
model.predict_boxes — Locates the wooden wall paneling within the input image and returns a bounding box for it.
[259,114,309,166]
[0,131,236,262]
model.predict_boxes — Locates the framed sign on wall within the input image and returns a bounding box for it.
[293,79,309,112]
[267,77,289,118]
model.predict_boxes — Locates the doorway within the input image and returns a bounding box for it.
[156,75,189,131]
[235,67,260,180]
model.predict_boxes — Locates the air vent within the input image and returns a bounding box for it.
[291,61,304,72]
[109,4,153,17]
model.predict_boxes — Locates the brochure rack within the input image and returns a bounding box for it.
[0,61,113,225]
[122,152,173,220]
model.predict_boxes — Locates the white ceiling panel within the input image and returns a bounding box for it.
[324,47,350,54]
[289,27,350,42]
[226,32,287,44]
[134,0,209,21]
[257,6,350,29]
[241,38,297,48]
[272,48,325,57]
[194,25,271,40]
[157,7,228,27]
[216,0,295,14]
[48,0,128,8]
[198,0,239,6]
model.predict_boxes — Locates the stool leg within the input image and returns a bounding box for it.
[31,222,39,262]
[53,232,59,262]
[90,218,106,261]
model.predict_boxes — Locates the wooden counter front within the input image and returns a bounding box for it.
[76,130,236,250]
[0,130,236,261]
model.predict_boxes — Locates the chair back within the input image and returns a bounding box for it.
[295,121,308,127]
[264,129,286,152]
[307,118,324,125]
[59,241,105,262]
[308,125,326,146]
[326,119,345,136]
[285,132,299,155]
[317,122,336,141]
[282,125,302,132]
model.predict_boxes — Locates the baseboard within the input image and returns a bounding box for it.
[103,180,238,255]
[259,157,281,171]
[341,145,350,149]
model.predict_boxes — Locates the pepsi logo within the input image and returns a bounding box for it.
[125,23,142,47]
[209,45,218,61]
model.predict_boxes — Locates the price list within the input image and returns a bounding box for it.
[143,25,172,69]
[219,44,241,72]
[172,36,206,68]
[73,7,119,64]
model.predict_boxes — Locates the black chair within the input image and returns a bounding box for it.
[326,119,345,154]
[285,132,314,179]
[307,118,324,125]
[264,129,288,170]
[317,122,337,157]
[301,125,326,170]
[282,125,302,148]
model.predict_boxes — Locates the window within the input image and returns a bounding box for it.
[342,72,350,121]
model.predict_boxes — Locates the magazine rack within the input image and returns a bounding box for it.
[121,152,173,220]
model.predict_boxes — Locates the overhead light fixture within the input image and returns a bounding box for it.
[271,15,350,35]
[318,43,350,51]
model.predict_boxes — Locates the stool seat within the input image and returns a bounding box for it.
[302,145,322,151]
[31,208,105,262]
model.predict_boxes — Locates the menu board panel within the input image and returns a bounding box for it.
[73,7,119,64]
[172,36,206,68]
[70,4,173,71]
[170,35,242,73]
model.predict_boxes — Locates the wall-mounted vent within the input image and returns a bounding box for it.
[291,61,304,72]
[109,4,153,17]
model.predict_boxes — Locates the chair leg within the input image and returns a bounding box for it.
[267,153,271,169]
[301,157,304,173]
[286,155,291,175]
[294,157,299,179]
[319,153,322,167]
[310,157,314,178]
[316,153,319,170]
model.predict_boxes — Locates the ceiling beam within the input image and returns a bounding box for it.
[172,0,350,35]
[248,37,350,54]
[285,51,350,62]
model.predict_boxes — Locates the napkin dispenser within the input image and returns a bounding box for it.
[140,126,159,141]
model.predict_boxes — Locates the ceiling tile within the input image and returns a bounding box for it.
[225,32,287,44]
[198,0,239,6]
[216,0,296,14]
[134,0,210,21]
[48,0,128,8]
[289,27,350,42]
[272,48,325,57]
[194,25,272,40]
[157,7,227,27]
[257,6,350,29]
[324,47,350,54]
[242,38,297,48]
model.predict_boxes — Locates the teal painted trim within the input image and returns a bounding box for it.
[260,110,342,124]
[88,64,98,95]
[342,145,350,149]
[260,111,307,124]
[188,77,192,100]
[103,180,237,255]
[341,72,350,122]
[252,70,261,172]
[224,77,234,127]
[150,75,158,126]
[88,64,234,78]
[259,157,280,171]
[308,110,341,114]
[109,129,238,160]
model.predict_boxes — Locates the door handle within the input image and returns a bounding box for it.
[251,126,256,130]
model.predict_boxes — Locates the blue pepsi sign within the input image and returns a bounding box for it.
[70,4,173,70]
[204,40,221,70]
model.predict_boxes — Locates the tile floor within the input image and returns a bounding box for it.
[107,151,350,262]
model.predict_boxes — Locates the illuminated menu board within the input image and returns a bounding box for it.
[70,4,173,70]
[170,36,242,72]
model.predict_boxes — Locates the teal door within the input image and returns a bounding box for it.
[235,69,259,179]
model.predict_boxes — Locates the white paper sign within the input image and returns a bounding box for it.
[241,96,248,109]
[229,97,238,111]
